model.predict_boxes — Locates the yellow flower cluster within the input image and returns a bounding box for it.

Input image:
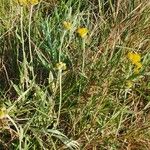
[127,52,142,74]
[77,27,88,38]
[56,62,66,71]
[16,0,39,6]
[62,21,89,38]
[127,52,141,64]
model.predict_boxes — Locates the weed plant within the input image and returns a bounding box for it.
[0,0,150,149]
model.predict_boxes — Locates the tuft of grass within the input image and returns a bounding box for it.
[0,0,150,149]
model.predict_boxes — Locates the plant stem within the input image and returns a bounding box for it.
[28,5,34,78]
[56,69,62,127]
[56,31,66,127]
[20,6,28,89]
[81,39,86,74]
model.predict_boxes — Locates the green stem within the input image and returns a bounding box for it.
[20,6,28,88]
[56,69,62,127]
[81,39,86,74]
[58,31,66,62]
[56,31,66,127]
[28,5,34,78]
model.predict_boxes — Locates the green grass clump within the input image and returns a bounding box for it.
[0,0,150,149]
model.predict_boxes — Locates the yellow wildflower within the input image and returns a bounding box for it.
[77,27,88,38]
[127,52,141,64]
[56,62,66,70]
[0,107,7,119]
[63,21,72,30]
[127,52,142,74]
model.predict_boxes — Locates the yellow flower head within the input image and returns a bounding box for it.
[127,52,142,74]
[0,107,7,119]
[56,62,66,70]
[77,27,88,38]
[63,21,72,30]
[127,52,141,64]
